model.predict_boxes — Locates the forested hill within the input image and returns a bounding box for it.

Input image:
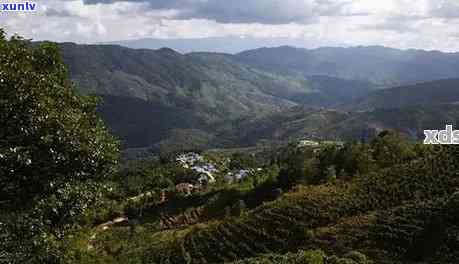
[59,43,313,121]
[354,79,459,110]
[58,43,459,151]
[219,104,459,146]
[56,43,376,149]
[235,45,459,86]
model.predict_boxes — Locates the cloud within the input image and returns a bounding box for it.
[44,7,80,17]
[359,15,424,33]
[82,0,357,24]
[1,0,459,51]
[428,0,459,19]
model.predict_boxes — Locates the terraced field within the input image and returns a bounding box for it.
[229,250,370,264]
[76,146,459,263]
[142,146,459,263]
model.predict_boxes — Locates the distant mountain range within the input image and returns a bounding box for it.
[58,43,459,151]
[104,37,312,54]
[60,43,320,120]
[236,46,459,86]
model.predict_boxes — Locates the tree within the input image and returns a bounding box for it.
[335,142,375,177]
[317,145,340,181]
[229,152,256,170]
[371,131,415,168]
[277,144,319,188]
[0,32,119,207]
[0,31,120,262]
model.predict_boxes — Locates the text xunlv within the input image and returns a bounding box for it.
[0,2,37,12]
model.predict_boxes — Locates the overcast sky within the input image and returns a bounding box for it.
[2,0,459,51]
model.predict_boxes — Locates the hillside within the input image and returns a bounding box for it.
[61,135,459,264]
[57,43,459,151]
[222,104,459,146]
[96,95,210,149]
[58,43,378,149]
[60,43,312,120]
[236,46,459,86]
[300,76,375,107]
[354,79,459,110]
[106,100,459,150]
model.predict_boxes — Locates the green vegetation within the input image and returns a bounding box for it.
[231,250,371,264]
[235,45,459,86]
[56,42,459,152]
[2,30,459,264]
[56,132,459,264]
[225,104,459,146]
[356,79,459,110]
[0,30,119,263]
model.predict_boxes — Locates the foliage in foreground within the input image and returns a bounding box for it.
[0,30,119,263]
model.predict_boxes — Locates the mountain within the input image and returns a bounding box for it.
[96,95,210,148]
[59,43,318,148]
[236,46,459,86]
[58,43,459,150]
[60,43,315,122]
[223,104,459,146]
[355,79,459,110]
[59,43,380,149]
[105,37,310,54]
[299,76,375,107]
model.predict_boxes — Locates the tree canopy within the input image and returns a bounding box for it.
[0,30,119,207]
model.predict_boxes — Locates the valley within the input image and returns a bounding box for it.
[2,29,459,264]
[58,43,459,153]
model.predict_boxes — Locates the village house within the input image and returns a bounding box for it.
[176,152,218,185]
[175,183,195,195]
[298,140,320,147]
[197,171,216,185]
[176,152,204,168]
[225,169,252,183]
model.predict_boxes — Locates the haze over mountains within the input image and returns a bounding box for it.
[106,37,313,54]
[237,46,459,86]
[58,43,459,151]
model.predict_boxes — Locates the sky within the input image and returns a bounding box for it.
[2,0,459,51]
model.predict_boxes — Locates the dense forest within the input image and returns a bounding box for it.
[1,30,459,264]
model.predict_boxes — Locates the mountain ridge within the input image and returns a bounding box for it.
[57,42,459,150]
[235,45,459,86]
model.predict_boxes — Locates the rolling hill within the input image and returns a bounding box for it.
[59,43,313,148]
[57,43,459,150]
[354,79,459,110]
[236,46,459,87]
[58,43,378,149]
[222,104,459,146]
[60,43,315,121]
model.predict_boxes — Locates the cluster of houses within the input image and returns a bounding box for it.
[174,152,264,195]
[176,153,204,168]
[224,169,250,183]
[176,152,217,185]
